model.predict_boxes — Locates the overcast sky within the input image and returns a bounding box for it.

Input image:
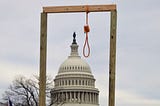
[0,0,160,106]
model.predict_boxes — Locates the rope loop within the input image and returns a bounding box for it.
[83,5,90,58]
[83,32,90,58]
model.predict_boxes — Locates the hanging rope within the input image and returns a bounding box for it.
[83,6,90,58]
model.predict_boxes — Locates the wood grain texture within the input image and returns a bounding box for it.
[109,10,117,106]
[43,4,116,13]
[39,13,47,106]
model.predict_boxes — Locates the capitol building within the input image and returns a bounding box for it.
[51,32,99,106]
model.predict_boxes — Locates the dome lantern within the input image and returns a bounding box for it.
[70,32,79,57]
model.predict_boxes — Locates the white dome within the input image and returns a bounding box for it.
[58,56,92,75]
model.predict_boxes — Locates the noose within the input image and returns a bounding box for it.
[83,6,90,58]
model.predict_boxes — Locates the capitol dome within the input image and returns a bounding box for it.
[58,48,92,75]
[51,32,99,106]
[58,56,92,75]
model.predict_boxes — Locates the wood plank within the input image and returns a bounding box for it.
[108,10,117,106]
[43,4,116,13]
[39,12,47,106]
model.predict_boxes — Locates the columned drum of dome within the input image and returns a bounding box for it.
[51,32,99,106]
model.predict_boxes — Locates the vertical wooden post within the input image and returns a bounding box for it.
[108,10,117,106]
[39,12,47,106]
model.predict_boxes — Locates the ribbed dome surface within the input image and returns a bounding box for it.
[58,56,92,75]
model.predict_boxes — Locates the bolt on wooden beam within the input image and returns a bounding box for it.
[43,4,116,13]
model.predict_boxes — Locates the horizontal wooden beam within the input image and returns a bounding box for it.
[43,4,116,13]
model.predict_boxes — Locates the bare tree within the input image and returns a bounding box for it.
[3,75,54,106]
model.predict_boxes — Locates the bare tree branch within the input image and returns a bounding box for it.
[3,75,53,106]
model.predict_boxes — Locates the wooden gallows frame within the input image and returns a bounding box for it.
[39,4,117,106]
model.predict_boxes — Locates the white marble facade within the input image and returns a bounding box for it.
[51,33,99,106]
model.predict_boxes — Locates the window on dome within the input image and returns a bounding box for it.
[89,80,91,86]
[72,80,74,85]
[76,80,77,85]
[72,92,74,99]
[62,80,64,85]
[69,80,70,85]
[82,80,84,85]
[79,80,81,85]
[60,81,61,86]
